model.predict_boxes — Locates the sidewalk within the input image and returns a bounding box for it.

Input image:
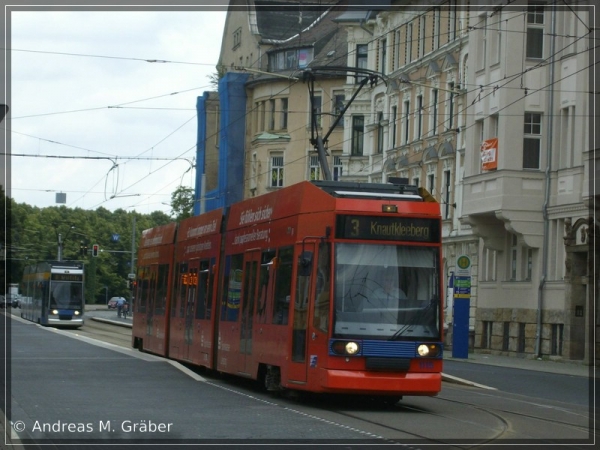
[443,351,592,378]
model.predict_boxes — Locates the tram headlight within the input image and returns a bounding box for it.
[345,341,359,355]
[51,309,59,315]
[331,340,361,356]
[417,344,441,357]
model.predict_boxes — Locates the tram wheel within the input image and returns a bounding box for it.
[375,396,402,407]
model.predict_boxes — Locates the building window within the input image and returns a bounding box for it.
[403,100,410,144]
[379,38,387,75]
[269,99,275,130]
[391,106,397,148]
[431,89,438,136]
[518,323,526,353]
[482,321,492,349]
[356,44,368,83]
[448,1,457,42]
[443,170,451,219]
[250,152,258,191]
[433,7,441,51]
[376,112,384,154]
[477,16,487,70]
[332,92,345,127]
[510,234,518,280]
[427,173,435,196]
[405,23,413,64]
[448,82,455,129]
[233,27,242,49]
[551,324,563,356]
[523,112,542,169]
[525,248,533,280]
[559,106,574,169]
[393,30,400,71]
[490,114,499,138]
[333,155,343,180]
[502,322,510,351]
[270,155,284,187]
[309,155,320,181]
[311,95,322,128]
[280,98,288,129]
[416,94,423,139]
[490,11,502,65]
[526,1,545,58]
[419,15,426,57]
[351,116,364,156]
[268,48,314,71]
[482,247,497,281]
[412,177,419,188]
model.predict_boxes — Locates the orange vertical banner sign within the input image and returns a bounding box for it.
[481,138,498,171]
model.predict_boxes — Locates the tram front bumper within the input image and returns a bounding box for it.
[318,369,442,396]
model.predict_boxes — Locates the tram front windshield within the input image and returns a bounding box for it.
[334,243,440,340]
[50,282,83,309]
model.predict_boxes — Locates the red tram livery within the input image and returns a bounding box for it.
[132,180,444,400]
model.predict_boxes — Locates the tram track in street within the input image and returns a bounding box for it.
[434,393,592,438]
[60,313,593,445]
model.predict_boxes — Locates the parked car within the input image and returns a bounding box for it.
[0,295,6,309]
[108,297,119,309]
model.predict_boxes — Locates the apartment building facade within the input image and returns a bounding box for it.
[200,1,595,361]
[335,3,474,348]
[334,1,594,362]
[461,2,594,362]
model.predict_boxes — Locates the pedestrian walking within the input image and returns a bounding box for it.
[116,297,126,318]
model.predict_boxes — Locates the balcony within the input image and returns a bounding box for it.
[460,169,546,249]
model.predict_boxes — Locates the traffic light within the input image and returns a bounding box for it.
[129,280,136,291]
[80,241,88,256]
[92,244,99,257]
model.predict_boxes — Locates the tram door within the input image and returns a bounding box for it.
[146,266,158,338]
[182,260,199,361]
[288,242,316,383]
[240,249,260,375]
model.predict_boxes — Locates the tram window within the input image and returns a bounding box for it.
[196,260,210,320]
[171,263,179,318]
[177,263,188,318]
[313,242,331,332]
[272,246,293,325]
[221,254,243,322]
[257,250,276,323]
[293,251,312,362]
[155,264,169,316]
[137,268,147,313]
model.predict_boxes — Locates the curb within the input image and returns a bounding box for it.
[90,316,133,329]
[441,373,497,390]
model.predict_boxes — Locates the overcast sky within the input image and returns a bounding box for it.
[7,8,227,216]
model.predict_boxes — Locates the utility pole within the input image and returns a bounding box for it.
[129,215,136,304]
[57,233,63,261]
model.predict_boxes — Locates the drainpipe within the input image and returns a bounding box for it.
[535,4,556,358]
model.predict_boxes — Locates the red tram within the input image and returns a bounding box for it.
[132,180,444,400]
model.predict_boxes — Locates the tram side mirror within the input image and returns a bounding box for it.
[298,251,313,276]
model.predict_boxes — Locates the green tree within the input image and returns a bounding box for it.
[209,65,226,89]
[170,186,194,221]
[7,197,170,304]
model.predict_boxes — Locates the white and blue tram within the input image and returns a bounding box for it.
[21,261,85,328]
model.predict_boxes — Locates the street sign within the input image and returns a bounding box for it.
[455,254,471,277]
[127,273,135,279]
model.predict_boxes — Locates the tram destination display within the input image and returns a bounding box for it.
[336,215,440,243]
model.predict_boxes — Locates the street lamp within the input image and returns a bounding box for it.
[57,226,75,262]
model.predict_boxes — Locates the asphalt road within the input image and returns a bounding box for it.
[2,308,594,448]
